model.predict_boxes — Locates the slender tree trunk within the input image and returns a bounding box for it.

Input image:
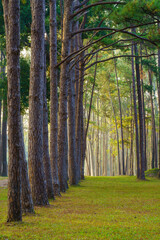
[140,46,147,170]
[49,0,60,196]
[109,87,121,175]
[28,0,49,205]
[3,0,22,222]
[114,56,125,175]
[131,44,140,179]
[130,85,134,176]
[148,70,157,169]
[43,48,54,199]
[134,42,145,180]
[58,0,73,192]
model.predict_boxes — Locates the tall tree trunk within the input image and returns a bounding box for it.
[114,56,125,175]
[134,42,145,180]
[28,0,49,205]
[131,44,140,179]
[140,46,147,170]
[1,98,7,176]
[68,21,78,185]
[3,0,22,222]
[21,117,34,213]
[58,0,73,192]
[43,48,54,199]
[49,0,60,196]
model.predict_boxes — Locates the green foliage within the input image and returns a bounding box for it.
[145,168,160,177]
[0,177,160,239]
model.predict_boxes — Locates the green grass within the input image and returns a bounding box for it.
[0,176,160,240]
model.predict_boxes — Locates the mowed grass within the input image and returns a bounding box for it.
[0,176,160,240]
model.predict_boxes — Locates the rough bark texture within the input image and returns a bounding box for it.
[43,49,54,199]
[3,0,22,222]
[58,0,73,192]
[28,0,49,205]
[21,117,34,213]
[68,22,78,185]
[49,0,60,196]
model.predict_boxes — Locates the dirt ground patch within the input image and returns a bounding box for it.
[0,179,8,188]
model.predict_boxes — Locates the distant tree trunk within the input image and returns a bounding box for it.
[109,88,121,175]
[130,85,134,176]
[3,0,22,222]
[28,0,49,205]
[1,98,7,176]
[114,56,125,175]
[140,46,147,170]
[43,48,54,199]
[21,117,34,213]
[148,70,157,169]
[134,42,145,180]
[131,44,140,179]
[49,0,60,196]
[58,0,73,192]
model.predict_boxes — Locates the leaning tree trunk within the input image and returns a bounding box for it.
[28,0,49,206]
[49,0,60,196]
[58,0,73,192]
[3,0,22,222]
[43,48,54,199]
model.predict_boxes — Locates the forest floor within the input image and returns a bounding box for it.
[0,176,160,240]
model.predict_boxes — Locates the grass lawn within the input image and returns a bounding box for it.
[0,176,160,240]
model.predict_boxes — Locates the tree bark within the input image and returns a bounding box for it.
[49,0,60,196]
[68,21,78,185]
[43,48,54,199]
[58,0,73,192]
[3,0,22,222]
[114,56,125,175]
[134,42,145,180]
[28,0,49,205]
[131,44,140,179]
